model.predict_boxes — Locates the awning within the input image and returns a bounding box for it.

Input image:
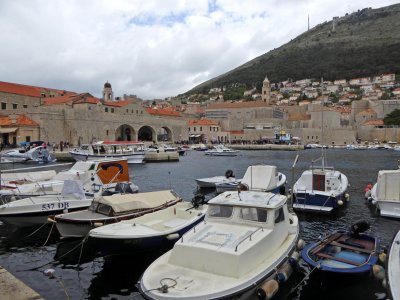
[0,127,18,134]
[189,134,201,138]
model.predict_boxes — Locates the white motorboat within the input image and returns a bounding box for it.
[1,145,55,163]
[0,180,92,227]
[369,169,400,219]
[204,144,239,156]
[292,151,349,213]
[89,195,208,256]
[195,169,240,189]
[217,165,287,195]
[54,190,182,238]
[0,158,138,200]
[139,189,299,299]
[69,141,145,164]
[387,230,400,300]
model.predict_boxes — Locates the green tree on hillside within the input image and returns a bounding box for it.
[384,109,400,125]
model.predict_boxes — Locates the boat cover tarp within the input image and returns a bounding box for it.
[241,165,278,191]
[96,190,179,213]
[1,170,56,182]
[377,170,400,201]
[61,180,86,200]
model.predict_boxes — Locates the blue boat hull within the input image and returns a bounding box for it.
[292,191,347,212]
[301,231,379,275]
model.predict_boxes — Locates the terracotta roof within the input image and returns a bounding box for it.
[103,100,134,107]
[206,101,269,109]
[363,119,384,126]
[0,114,38,126]
[43,93,100,106]
[188,119,219,126]
[145,108,181,117]
[0,81,75,98]
[358,108,377,115]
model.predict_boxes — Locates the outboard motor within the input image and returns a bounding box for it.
[191,193,206,208]
[225,169,234,178]
[349,220,370,237]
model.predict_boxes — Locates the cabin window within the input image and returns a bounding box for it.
[89,163,95,170]
[105,107,108,112]
[97,203,113,215]
[274,207,285,224]
[312,174,326,191]
[240,207,268,222]
[111,108,114,113]
[208,205,233,218]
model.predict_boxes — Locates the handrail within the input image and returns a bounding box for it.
[235,226,264,252]
[180,220,207,243]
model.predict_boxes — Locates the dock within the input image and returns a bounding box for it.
[0,266,43,300]
[52,151,180,162]
[229,144,304,151]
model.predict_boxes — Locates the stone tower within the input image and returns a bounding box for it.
[103,81,114,101]
[261,75,271,104]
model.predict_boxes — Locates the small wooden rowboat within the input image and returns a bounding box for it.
[301,222,380,274]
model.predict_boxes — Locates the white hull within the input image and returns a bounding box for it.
[70,152,144,164]
[376,201,400,219]
[388,230,400,300]
[56,221,93,238]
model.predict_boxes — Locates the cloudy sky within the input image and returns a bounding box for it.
[0,0,398,100]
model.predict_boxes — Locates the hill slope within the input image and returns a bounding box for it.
[188,4,400,94]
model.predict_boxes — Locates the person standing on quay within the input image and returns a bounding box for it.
[60,141,64,152]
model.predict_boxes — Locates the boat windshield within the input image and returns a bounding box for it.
[239,207,268,223]
[208,204,233,218]
[96,203,113,216]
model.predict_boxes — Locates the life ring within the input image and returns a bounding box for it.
[125,128,131,135]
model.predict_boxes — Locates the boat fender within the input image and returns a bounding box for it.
[289,251,300,265]
[297,239,305,250]
[276,263,293,283]
[166,233,180,240]
[337,200,344,206]
[378,252,387,264]
[372,264,385,280]
[256,279,279,300]
[364,190,371,199]
[93,222,103,227]
[344,193,350,201]
[382,278,387,288]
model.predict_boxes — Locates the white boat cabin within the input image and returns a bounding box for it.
[240,165,281,191]
[168,190,297,278]
[375,170,400,202]
[294,168,344,195]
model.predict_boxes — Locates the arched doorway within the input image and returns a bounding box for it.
[116,125,135,141]
[157,127,173,142]
[138,126,156,142]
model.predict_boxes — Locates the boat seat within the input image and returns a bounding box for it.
[330,241,373,254]
[316,252,361,266]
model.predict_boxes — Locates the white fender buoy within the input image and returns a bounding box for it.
[344,193,350,201]
[166,233,180,240]
[93,222,103,227]
[256,279,279,300]
[290,251,300,262]
[297,239,305,250]
[382,278,387,288]
[337,200,344,206]
[372,264,385,280]
[276,263,293,283]
[378,252,387,264]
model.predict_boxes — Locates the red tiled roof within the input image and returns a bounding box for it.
[0,81,75,98]
[103,100,134,107]
[0,114,38,126]
[43,93,100,106]
[188,119,219,125]
[363,119,384,126]
[145,108,181,117]
[358,108,377,115]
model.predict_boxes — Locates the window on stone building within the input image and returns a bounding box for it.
[23,105,27,109]
[12,104,17,109]
[194,127,196,132]
[188,128,191,132]
[316,136,318,140]
[136,110,138,114]
[26,136,31,142]
[1,103,6,109]
[200,127,202,131]
[210,127,212,131]
[141,111,143,114]
[126,109,128,113]
[106,130,109,136]
[105,107,108,112]
[307,136,309,139]
[111,108,114,113]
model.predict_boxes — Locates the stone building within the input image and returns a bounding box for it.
[0,81,188,146]
[261,76,271,104]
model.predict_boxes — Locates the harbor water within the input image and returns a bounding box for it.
[0,149,399,299]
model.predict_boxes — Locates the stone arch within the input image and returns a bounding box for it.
[115,124,136,141]
[138,126,156,142]
[157,126,173,142]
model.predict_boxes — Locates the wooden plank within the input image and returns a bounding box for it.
[310,232,343,255]
[330,240,374,254]
[316,252,361,266]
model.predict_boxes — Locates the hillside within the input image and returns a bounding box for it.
[187,4,400,95]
